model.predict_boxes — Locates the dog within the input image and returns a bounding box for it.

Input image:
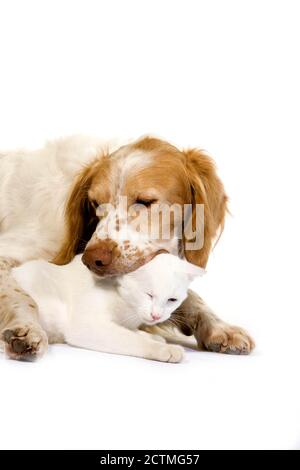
[0,135,254,359]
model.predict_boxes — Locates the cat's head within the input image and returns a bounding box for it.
[117,253,205,325]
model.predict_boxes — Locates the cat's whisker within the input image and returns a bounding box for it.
[167,315,188,329]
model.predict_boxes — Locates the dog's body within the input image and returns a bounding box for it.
[0,136,113,261]
[0,135,254,360]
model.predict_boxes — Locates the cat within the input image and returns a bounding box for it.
[11,253,205,362]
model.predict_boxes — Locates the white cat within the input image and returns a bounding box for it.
[12,253,205,363]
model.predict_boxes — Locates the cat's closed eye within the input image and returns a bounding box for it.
[168,298,178,302]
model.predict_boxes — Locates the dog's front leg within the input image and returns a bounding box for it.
[0,257,48,360]
[173,289,255,355]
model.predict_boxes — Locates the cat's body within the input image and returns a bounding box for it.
[12,253,204,362]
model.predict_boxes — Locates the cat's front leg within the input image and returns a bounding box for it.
[137,329,167,343]
[65,320,184,363]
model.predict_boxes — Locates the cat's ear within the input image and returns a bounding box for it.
[183,260,206,281]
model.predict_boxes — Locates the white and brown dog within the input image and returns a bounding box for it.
[0,135,254,360]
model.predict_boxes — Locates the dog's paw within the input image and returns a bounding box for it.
[203,323,255,355]
[1,323,48,361]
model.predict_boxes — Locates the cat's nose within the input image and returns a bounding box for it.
[151,312,161,321]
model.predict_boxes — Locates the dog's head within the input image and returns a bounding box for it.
[53,137,227,276]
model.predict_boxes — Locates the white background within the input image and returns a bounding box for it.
[0,0,299,450]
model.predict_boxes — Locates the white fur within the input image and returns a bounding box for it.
[12,254,205,362]
[0,136,125,261]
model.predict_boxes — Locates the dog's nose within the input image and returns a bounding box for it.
[82,241,119,272]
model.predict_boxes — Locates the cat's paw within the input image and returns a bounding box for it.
[1,323,48,361]
[149,344,185,363]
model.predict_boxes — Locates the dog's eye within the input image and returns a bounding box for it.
[168,298,178,302]
[135,198,156,207]
[147,293,153,298]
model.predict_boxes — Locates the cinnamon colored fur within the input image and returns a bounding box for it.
[0,135,253,360]
[54,137,228,271]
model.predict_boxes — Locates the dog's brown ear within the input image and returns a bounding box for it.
[183,149,228,268]
[52,164,98,265]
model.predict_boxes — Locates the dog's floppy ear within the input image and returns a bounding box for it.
[183,149,228,268]
[52,164,99,265]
